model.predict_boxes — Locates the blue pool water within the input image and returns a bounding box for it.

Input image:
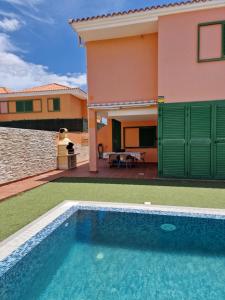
[1,209,225,299]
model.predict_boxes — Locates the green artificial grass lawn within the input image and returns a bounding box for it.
[1,177,225,241]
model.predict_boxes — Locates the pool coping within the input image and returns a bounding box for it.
[1,201,225,276]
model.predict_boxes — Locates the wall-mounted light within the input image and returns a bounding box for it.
[158,96,165,103]
[78,36,85,47]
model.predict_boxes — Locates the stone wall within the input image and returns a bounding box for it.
[0,127,57,185]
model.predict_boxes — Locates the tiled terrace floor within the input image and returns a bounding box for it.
[64,160,157,179]
[0,160,157,201]
[0,170,64,202]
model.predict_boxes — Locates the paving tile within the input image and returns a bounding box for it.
[0,161,157,201]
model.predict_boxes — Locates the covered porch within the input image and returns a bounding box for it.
[88,100,158,174]
[66,160,157,179]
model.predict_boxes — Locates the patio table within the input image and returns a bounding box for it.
[103,152,142,161]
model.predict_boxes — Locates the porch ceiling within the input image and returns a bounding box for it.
[112,114,157,122]
[100,107,158,122]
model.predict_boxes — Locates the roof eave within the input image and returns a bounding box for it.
[70,0,225,42]
[0,89,87,100]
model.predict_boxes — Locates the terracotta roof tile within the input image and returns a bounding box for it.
[19,83,72,93]
[0,83,87,100]
[70,0,212,23]
[0,87,11,94]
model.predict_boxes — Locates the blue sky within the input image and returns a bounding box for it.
[0,0,183,90]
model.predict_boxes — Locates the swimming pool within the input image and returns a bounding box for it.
[1,202,225,300]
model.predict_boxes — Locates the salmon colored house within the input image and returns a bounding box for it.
[70,0,225,179]
[0,83,88,145]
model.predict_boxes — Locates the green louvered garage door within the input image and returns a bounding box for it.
[158,100,225,179]
[214,102,225,179]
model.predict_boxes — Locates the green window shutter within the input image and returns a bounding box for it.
[53,98,60,111]
[189,104,212,178]
[160,104,186,178]
[139,127,156,147]
[222,24,225,57]
[24,100,33,112]
[112,119,121,152]
[16,101,24,113]
[214,103,225,178]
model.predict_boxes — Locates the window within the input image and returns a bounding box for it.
[53,98,60,111]
[0,101,8,114]
[48,98,60,112]
[140,127,157,147]
[222,24,225,57]
[16,101,23,112]
[124,126,157,148]
[198,21,225,62]
[16,100,33,113]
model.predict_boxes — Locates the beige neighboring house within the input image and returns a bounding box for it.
[0,83,89,163]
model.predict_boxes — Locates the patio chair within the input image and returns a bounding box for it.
[126,155,135,168]
[140,152,146,164]
[118,154,127,168]
[133,152,146,168]
[108,154,120,168]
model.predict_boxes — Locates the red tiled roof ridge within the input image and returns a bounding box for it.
[19,83,73,93]
[70,0,213,23]
[0,87,11,94]
[0,84,87,98]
